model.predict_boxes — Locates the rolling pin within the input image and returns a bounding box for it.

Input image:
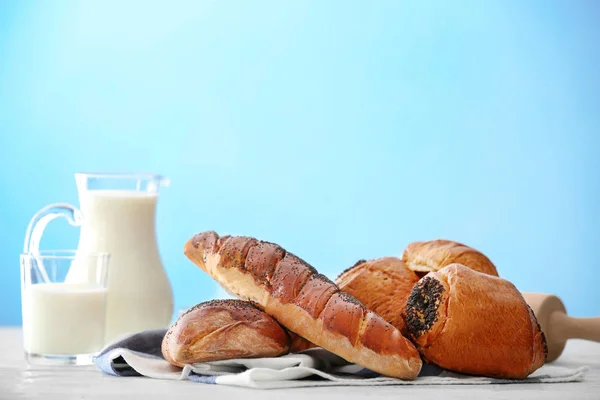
[522,292,600,362]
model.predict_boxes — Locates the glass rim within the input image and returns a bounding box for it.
[20,250,110,260]
[75,172,166,181]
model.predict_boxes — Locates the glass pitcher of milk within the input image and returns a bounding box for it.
[25,172,174,344]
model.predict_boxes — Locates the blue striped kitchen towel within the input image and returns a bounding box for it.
[93,329,587,389]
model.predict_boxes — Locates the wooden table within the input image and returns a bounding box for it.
[1,327,598,399]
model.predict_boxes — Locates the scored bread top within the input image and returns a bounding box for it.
[335,257,420,335]
[185,231,422,380]
[162,299,290,366]
[402,239,498,276]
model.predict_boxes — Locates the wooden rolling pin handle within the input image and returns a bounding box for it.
[551,312,600,342]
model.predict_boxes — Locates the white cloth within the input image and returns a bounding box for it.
[94,330,588,390]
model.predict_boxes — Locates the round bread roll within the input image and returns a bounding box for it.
[402,239,498,276]
[405,264,547,379]
[162,299,290,366]
[335,257,419,335]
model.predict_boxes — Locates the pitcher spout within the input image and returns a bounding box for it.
[156,175,170,188]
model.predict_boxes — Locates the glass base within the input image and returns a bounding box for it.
[25,351,97,366]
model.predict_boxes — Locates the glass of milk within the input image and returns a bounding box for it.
[20,250,110,366]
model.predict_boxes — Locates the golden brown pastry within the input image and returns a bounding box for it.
[405,264,547,379]
[402,239,498,276]
[335,257,419,335]
[162,299,290,367]
[288,331,317,352]
[183,231,423,380]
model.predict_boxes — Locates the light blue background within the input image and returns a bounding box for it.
[1,0,599,325]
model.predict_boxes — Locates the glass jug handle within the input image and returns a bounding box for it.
[23,203,83,255]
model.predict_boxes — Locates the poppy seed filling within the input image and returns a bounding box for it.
[405,276,444,337]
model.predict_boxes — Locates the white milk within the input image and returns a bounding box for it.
[69,190,173,343]
[22,283,107,355]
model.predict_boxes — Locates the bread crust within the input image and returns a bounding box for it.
[184,231,422,380]
[335,257,419,335]
[405,264,547,379]
[402,239,498,276]
[162,299,290,367]
[288,331,317,353]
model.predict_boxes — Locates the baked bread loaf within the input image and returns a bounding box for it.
[184,231,423,380]
[162,299,290,367]
[288,331,317,352]
[405,264,547,379]
[335,257,419,335]
[402,239,498,276]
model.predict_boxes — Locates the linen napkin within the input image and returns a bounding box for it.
[94,330,588,389]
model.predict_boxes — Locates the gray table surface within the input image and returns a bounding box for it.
[1,327,598,399]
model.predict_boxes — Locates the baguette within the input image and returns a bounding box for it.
[184,231,422,380]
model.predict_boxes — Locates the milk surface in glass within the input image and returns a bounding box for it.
[22,283,107,355]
